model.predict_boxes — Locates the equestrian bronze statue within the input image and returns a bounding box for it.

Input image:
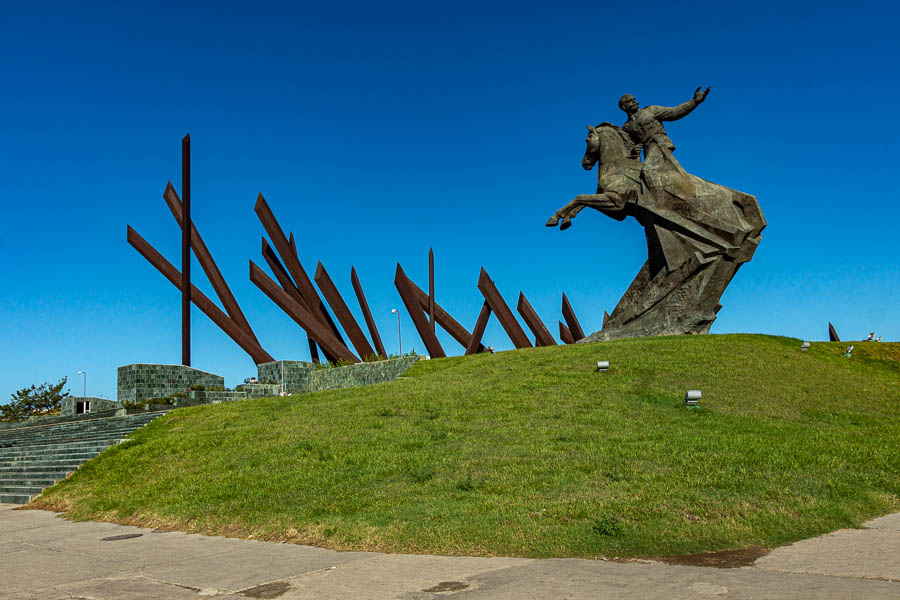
[548,87,765,340]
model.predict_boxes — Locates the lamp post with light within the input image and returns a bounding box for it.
[76,370,86,397]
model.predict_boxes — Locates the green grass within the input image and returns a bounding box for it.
[32,335,900,558]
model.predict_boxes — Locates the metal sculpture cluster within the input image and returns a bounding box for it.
[130,89,764,365]
[129,136,588,365]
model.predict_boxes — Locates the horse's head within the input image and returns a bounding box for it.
[582,123,631,172]
[582,124,602,170]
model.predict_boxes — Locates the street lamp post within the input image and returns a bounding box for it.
[76,370,86,397]
[391,308,402,356]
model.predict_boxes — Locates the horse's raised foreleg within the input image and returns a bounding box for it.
[546,193,625,230]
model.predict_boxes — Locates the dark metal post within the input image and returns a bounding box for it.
[181,134,191,366]
[429,248,435,333]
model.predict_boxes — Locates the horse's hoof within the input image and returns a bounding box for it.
[560,216,572,231]
[545,215,560,227]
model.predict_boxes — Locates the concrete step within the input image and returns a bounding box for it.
[0,470,70,481]
[1,452,101,465]
[0,485,44,495]
[0,445,115,460]
[0,477,58,487]
[0,494,31,504]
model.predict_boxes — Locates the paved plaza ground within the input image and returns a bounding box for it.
[1,503,897,599]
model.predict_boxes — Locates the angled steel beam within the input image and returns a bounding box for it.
[559,321,575,345]
[250,261,358,363]
[261,238,327,364]
[127,226,273,364]
[562,293,586,341]
[465,302,492,355]
[164,183,260,346]
[828,322,840,342]
[254,194,346,346]
[351,266,387,358]
[405,277,486,353]
[315,262,375,359]
[477,268,531,349]
[517,292,557,347]
[394,264,446,358]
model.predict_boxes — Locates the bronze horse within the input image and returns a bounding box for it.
[547,122,765,340]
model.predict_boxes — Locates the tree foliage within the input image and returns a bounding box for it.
[1,378,70,422]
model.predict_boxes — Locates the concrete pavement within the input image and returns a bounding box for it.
[1,503,897,599]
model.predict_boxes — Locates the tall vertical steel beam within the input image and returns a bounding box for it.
[394,264,446,358]
[477,268,531,349]
[181,134,191,366]
[164,183,260,346]
[429,248,435,333]
[561,293,586,341]
[315,262,375,359]
[465,302,492,355]
[351,267,387,358]
[517,292,557,347]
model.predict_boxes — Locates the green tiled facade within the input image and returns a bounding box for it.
[61,396,120,416]
[117,364,224,404]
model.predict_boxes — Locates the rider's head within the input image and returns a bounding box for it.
[618,94,639,115]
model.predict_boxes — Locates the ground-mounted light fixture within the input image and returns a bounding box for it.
[800,341,810,351]
[684,389,701,407]
[845,345,854,357]
[595,360,609,373]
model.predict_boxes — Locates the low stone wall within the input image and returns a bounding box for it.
[188,390,248,404]
[118,364,224,404]
[234,383,282,398]
[256,356,422,395]
[61,396,120,416]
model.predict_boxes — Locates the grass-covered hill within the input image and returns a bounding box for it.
[33,335,900,559]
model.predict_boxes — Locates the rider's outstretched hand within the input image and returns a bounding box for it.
[694,86,711,103]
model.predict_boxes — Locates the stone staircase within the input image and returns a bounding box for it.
[0,411,168,504]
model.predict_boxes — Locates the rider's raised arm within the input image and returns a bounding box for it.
[650,87,709,122]
[648,98,700,122]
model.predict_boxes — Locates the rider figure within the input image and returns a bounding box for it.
[619,87,709,156]
[619,87,710,191]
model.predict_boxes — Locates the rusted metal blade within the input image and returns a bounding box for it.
[261,237,329,363]
[394,264,446,358]
[403,277,486,352]
[351,266,387,358]
[562,293,586,341]
[250,260,358,363]
[128,225,274,365]
[559,321,575,345]
[828,322,841,342]
[517,292,557,347]
[254,194,346,345]
[477,268,532,349]
[315,262,375,359]
[165,183,260,347]
[465,302,492,355]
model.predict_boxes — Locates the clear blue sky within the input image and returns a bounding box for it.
[2,1,897,400]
